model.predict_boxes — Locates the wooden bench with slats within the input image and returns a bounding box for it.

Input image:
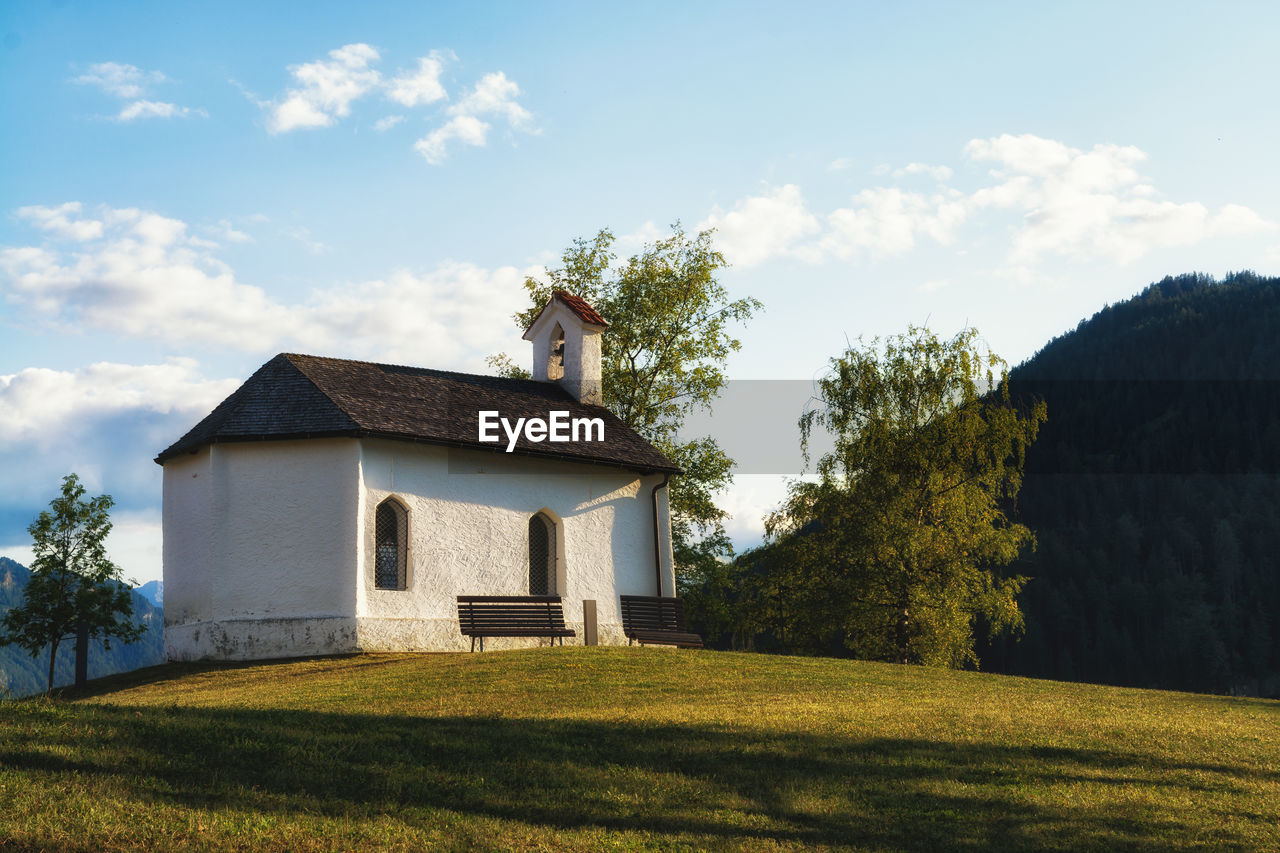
[619,595,703,648]
[456,595,576,652]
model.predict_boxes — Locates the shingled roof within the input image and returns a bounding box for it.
[155,353,680,474]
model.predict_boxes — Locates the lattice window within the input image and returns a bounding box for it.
[375,499,407,590]
[528,513,555,595]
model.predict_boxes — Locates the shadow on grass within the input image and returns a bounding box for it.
[3,701,1276,851]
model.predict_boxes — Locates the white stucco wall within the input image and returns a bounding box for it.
[163,439,360,660]
[163,435,676,660]
[356,439,671,650]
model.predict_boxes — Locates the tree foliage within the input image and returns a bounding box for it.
[763,326,1046,666]
[492,224,761,575]
[0,474,143,694]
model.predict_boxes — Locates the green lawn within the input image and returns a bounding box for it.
[1,648,1277,851]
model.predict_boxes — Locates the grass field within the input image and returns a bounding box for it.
[1,647,1278,851]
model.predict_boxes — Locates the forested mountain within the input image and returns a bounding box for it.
[0,557,164,697]
[983,271,1280,695]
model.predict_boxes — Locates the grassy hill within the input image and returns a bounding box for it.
[2,648,1278,851]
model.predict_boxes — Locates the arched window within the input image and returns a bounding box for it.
[547,322,565,380]
[528,512,556,595]
[375,498,408,590]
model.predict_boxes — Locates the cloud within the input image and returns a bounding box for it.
[0,359,237,446]
[267,43,383,133]
[413,71,532,164]
[965,133,1278,265]
[282,224,328,254]
[698,135,1275,269]
[16,202,104,241]
[0,359,241,581]
[616,221,665,253]
[211,219,253,244]
[116,100,206,122]
[895,162,953,181]
[698,185,822,267]
[386,53,448,107]
[414,114,488,164]
[3,204,296,347]
[822,187,968,260]
[298,261,533,366]
[2,203,534,368]
[73,62,165,98]
[261,46,533,164]
[73,61,203,120]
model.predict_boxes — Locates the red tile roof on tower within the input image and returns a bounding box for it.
[524,291,608,332]
[552,291,608,327]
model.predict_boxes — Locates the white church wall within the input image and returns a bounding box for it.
[164,439,360,660]
[355,438,669,650]
[162,448,214,629]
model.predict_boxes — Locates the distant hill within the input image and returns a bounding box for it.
[0,557,164,697]
[136,579,164,608]
[982,272,1280,695]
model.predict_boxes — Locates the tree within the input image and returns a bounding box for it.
[767,326,1046,667]
[491,224,761,577]
[0,474,143,695]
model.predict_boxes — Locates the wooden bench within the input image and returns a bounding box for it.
[619,595,703,648]
[456,595,576,652]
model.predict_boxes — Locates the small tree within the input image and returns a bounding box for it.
[768,326,1046,667]
[0,474,143,695]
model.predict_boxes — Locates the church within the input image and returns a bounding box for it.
[157,292,680,660]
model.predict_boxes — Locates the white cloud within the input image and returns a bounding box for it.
[895,162,953,181]
[299,262,533,367]
[117,100,206,121]
[966,133,1278,265]
[1,203,534,369]
[413,71,532,164]
[827,157,855,172]
[211,219,253,244]
[282,224,328,254]
[1210,203,1274,237]
[453,71,531,127]
[73,61,203,120]
[822,187,968,260]
[268,43,383,133]
[415,114,489,164]
[616,221,665,253]
[2,204,297,347]
[261,46,533,164]
[698,134,1275,270]
[0,359,240,582]
[16,202,103,241]
[386,53,448,107]
[698,185,821,267]
[73,62,165,98]
[0,359,237,446]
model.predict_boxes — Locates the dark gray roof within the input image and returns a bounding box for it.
[155,353,680,474]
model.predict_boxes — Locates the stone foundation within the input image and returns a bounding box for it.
[166,616,631,660]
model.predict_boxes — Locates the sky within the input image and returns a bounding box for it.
[2,1,1279,584]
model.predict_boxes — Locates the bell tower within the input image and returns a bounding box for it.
[522,291,607,405]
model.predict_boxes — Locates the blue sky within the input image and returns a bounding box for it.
[3,1,1279,583]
